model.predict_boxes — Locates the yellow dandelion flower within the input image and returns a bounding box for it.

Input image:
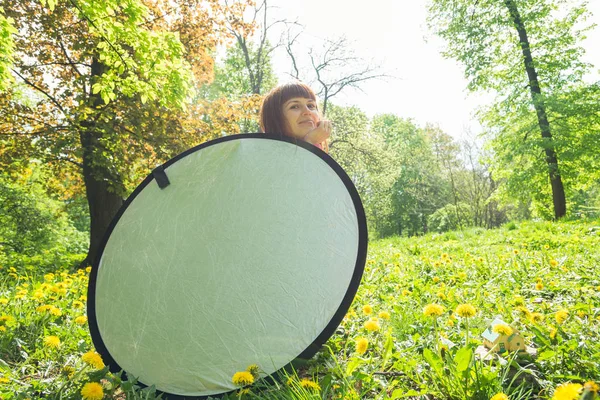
[44,336,61,348]
[49,306,62,317]
[549,327,557,339]
[0,298,7,305]
[577,310,586,319]
[245,364,260,378]
[238,388,251,395]
[9,267,17,272]
[515,306,531,318]
[552,383,582,400]
[299,378,321,391]
[81,382,104,400]
[478,257,484,262]
[0,326,6,332]
[62,365,76,378]
[530,312,544,323]
[364,319,380,332]
[513,249,519,255]
[73,300,84,309]
[44,273,55,282]
[0,315,15,324]
[584,381,599,393]
[535,282,544,290]
[433,276,440,283]
[491,393,509,400]
[437,291,447,300]
[455,304,476,318]
[492,323,513,336]
[423,304,445,318]
[458,272,467,280]
[232,371,254,386]
[550,259,558,267]
[362,305,373,315]
[355,337,368,354]
[82,351,104,369]
[378,311,391,320]
[0,376,9,384]
[402,289,410,296]
[75,316,88,325]
[555,310,569,325]
[441,253,449,259]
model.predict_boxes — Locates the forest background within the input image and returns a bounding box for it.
[0,0,599,271]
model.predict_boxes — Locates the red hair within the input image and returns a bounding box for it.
[259,82,318,134]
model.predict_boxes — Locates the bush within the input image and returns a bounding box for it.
[428,202,473,232]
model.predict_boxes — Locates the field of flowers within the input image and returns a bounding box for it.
[1,220,599,399]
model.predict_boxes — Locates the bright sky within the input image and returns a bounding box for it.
[268,1,600,140]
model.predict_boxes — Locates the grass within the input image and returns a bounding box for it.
[1,219,599,399]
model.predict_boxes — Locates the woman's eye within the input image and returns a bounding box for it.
[308,104,316,109]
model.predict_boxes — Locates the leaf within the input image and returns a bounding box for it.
[391,389,420,399]
[345,357,361,376]
[423,348,443,374]
[454,345,473,372]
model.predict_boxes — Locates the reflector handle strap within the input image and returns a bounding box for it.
[152,165,170,189]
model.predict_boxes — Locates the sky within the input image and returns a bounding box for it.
[265,1,600,141]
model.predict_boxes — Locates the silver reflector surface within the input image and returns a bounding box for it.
[88,134,367,398]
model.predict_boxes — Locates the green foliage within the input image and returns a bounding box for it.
[0,7,17,92]
[427,0,600,218]
[428,202,473,233]
[0,168,87,271]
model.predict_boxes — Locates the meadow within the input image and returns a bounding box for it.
[1,220,599,399]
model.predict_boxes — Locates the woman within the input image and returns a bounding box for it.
[259,82,331,153]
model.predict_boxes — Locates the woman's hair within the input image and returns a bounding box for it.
[260,82,318,134]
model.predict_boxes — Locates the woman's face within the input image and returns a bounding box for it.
[281,97,320,139]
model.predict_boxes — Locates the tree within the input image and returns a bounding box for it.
[0,0,250,266]
[0,7,16,91]
[427,0,597,219]
[371,115,449,236]
[284,33,387,116]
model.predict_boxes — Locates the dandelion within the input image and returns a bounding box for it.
[584,381,599,393]
[550,327,557,339]
[423,304,445,318]
[362,305,373,315]
[82,351,104,369]
[50,306,62,317]
[492,323,513,336]
[299,378,321,391]
[75,316,88,325]
[402,289,410,296]
[81,382,104,400]
[555,310,569,325]
[378,311,391,320]
[437,291,447,300]
[458,272,467,280]
[491,393,509,400]
[355,337,368,354]
[513,249,519,255]
[238,388,251,395]
[364,319,380,332]
[44,273,55,281]
[73,300,84,309]
[232,371,254,386]
[515,306,531,318]
[535,282,544,290]
[0,298,7,305]
[245,364,259,379]
[44,336,61,348]
[455,304,476,318]
[552,383,582,400]
[550,259,558,267]
[530,312,544,323]
[0,376,8,384]
[0,326,6,332]
[433,276,440,283]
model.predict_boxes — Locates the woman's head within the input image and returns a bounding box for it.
[260,82,320,139]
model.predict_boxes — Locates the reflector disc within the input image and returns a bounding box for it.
[88,134,367,398]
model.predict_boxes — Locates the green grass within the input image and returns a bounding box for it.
[1,220,600,399]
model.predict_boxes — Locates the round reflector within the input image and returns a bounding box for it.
[88,134,367,398]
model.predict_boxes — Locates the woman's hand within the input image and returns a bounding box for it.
[304,120,332,144]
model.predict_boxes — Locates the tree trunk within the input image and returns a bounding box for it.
[504,0,567,219]
[79,57,123,268]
